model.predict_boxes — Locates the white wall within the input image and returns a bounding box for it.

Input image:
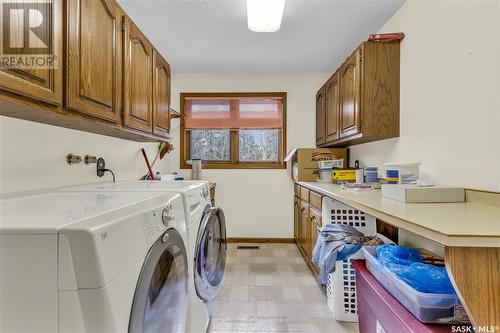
[349,0,500,192]
[0,74,327,238]
[0,117,166,194]
[166,74,329,238]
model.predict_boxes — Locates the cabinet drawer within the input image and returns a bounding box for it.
[300,187,310,202]
[309,191,322,211]
[294,184,301,197]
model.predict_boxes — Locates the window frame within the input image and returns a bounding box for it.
[180,92,287,169]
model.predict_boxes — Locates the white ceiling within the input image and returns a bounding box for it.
[118,0,405,73]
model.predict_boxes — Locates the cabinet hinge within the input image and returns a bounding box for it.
[121,18,125,32]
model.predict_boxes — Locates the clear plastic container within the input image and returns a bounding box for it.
[362,247,467,324]
[316,167,333,183]
[318,159,343,169]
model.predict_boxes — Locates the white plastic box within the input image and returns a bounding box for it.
[381,184,465,203]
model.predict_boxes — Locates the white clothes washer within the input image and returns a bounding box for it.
[62,181,227,333]
[0,191,189,333]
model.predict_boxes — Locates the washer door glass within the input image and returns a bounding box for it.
[194,206,227,301]
[129,229,188,333]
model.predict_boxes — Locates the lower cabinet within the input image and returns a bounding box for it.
[294,196,301,243]
[294,186,322,279]
[309,207,322,274]
[300,200,310,258]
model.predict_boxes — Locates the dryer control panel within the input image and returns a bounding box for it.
[142,206,169,244]
[141,196,185,246]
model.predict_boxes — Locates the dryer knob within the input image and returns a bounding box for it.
[202,187,209,198]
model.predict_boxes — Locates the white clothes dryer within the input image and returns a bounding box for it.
[0,191,189,333]
[62,181,227,333]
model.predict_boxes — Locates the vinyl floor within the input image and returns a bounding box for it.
[207,243,360,333]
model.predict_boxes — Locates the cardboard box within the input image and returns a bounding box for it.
[284,148,348,182]
[381,184,465,203]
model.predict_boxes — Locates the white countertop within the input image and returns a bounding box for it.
[298,182,500,247]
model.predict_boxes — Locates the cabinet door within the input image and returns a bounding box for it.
[309,207,322,273]
[66,0,121,122]
[152,50,171,137]
[300,201,310,258]
[339,48,361,138]
[316,86,326,145]
[325,72,340,142]
[0,0,62,105]
[294,196,301,243]
[123,18,153,132]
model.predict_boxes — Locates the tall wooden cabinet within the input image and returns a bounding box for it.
[66,0,122,123]
[0,0,63,105]
[122,18,154,132]
[316,41,400,147]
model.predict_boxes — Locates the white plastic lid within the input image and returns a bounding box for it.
[384,162,421,167]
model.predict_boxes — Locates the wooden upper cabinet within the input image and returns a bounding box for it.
[0,0,63,105]
[122,17,154,133]
[339,48,361,138]
[152,51,171,137]
[316,41,400,147]
[325,72,340,142]
[315,86,326,145]
[66,0,122,123]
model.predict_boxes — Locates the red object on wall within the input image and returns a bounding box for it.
[368,32,405,42]
[141,148,155,180]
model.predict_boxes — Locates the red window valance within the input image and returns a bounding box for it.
[184,96,284,129]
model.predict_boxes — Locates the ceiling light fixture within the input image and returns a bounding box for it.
[247,0,286,32]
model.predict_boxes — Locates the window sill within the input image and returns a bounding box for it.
[180,163,286,170]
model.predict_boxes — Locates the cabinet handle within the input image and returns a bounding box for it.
[311,216,321,228]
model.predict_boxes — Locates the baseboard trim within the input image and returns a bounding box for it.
[226,237,294,244]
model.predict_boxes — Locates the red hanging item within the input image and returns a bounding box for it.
[368,32,405,42]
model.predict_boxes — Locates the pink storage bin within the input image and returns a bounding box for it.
[351,260,465,333]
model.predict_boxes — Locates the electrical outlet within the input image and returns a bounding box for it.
[97,158,106,177]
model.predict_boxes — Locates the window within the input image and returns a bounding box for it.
[180,92,286,169]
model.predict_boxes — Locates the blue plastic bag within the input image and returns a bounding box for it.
[376,244,456,294]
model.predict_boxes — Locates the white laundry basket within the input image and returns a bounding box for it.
[322,197,380,322]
